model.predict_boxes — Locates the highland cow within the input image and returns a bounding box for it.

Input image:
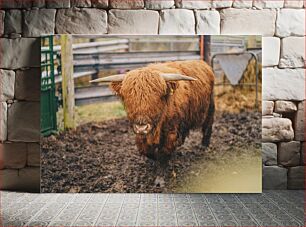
[91,60,215,182]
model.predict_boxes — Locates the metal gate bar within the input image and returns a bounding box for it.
[41,36,58,136]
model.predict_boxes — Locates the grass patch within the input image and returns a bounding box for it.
[57,101,126,131]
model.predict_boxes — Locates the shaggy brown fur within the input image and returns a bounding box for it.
[111,60,215,160]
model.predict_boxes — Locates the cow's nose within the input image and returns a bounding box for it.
[133,124,151,134]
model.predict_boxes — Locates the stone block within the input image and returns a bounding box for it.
[108,10,159,34]
[212,0,232,8]
[0,38,40,69]
[272,113,282,118]
[276,9,305,37]
[0,10,4,35]
[232,0,253,8]
[110,0,144,8]
[284,0,304,8]
[220,9,276,36]
[262,101,274,115]
[0,142,27,169]
[262,118,294,142]
[274,101,297,113]
[159,9,195,34]
[195,10,220,34]
[175,0,212,9]
[262,37,280,67]
[4,9,22,35]
[262,143,277,166]
[288,166,304,189]
[0,167,40,192]
[8,102,40,142]
[301,142,305,165]
[0,69,15,102]
[0,0,31,9]
[46,0,70,8]
[145,0,175,9]
[253,0,284,8]
[262,68,305,101]
[263,166,287,189]
[294,101,305,141]
[56,8,107,34]
[15,68,40,101]
[280,37,305,68]
[278,141,301,167]
[71,0,91,7]
[23,9,56,37]
[0,102,7,142]
[27,143,40,167]
[91,0,108,8]
[32,0,46,8]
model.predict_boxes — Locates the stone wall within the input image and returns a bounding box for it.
[0,0,305,191]
[0,39,41,192]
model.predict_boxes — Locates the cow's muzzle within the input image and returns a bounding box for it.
[133,124,152,135]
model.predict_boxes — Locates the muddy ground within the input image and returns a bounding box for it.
[41,111,261,193]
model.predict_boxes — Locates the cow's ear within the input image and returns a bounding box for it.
[166,81,178,96]
[110,82,122,96]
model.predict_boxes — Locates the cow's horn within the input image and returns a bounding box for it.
[160,73,197,81]
[90,74,126,83]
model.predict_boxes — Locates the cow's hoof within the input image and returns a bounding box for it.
[201,140,210,149]
[146,152,154,160]
[146,149,158,160]
[154,176,165,188]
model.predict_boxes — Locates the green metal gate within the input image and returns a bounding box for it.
[41,36,58,136]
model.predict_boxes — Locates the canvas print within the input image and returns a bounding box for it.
[40,35,262,193]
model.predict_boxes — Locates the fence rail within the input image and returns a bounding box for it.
[43,36,248,83]
[41,36,251,106]
[74,51,201,66]
[74,85,118,106]
[41,39,129,52]
[54,51,201,83]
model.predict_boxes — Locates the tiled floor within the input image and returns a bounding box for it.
[1,190,304,226]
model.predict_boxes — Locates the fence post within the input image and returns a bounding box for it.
[247,36,257,49]
[200,35,204,61]
[61,34,76,130]
[204,36,211,65]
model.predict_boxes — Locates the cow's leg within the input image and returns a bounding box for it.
[135,135,155,159]
[154,153,169,188]
[164,131,178,178]
[202,98,215,148]
[163,131,177,155]
[154,131,177,187]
